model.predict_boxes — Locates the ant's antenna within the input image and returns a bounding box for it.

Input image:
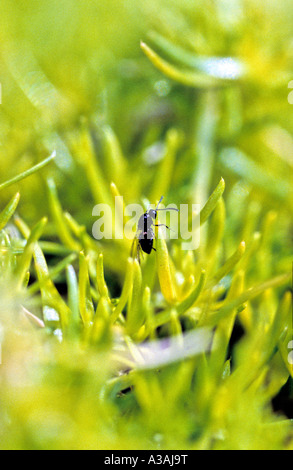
[157,207,179,211]
[155,195,164,211]
[156,195,179,212]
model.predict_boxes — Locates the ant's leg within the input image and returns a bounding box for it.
[154,223,175,232]
[155,223,170,229]
[138,243,143,264]
[152,247,156,252]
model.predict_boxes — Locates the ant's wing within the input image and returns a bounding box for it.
[136,243,143,264]
[130,235,143,264]
[130,236,137,258]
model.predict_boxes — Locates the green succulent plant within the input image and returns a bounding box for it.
[0,0,292,451]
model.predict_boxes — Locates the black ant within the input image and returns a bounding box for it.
[131,196,179,263]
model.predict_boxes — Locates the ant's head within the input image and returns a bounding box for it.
[148,209,157,220]
[147,196,179,220]
[145,196,163,220]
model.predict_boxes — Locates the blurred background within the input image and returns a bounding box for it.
[0,0,292,225]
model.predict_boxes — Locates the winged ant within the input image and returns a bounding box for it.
[131,196,179,263]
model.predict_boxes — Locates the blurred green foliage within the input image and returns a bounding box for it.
[0,0,292,450]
